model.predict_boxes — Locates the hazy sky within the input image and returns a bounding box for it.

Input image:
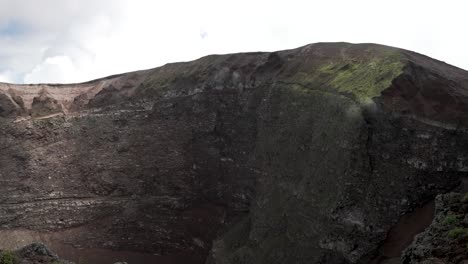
[0,0,466,84]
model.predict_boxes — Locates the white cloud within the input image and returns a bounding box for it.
[0,70,14,83]
[0,0,466,84]
[24,56,83,84]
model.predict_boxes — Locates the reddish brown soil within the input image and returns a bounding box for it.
[48,245,201,264]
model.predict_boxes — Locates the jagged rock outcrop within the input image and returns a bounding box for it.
[402,192,468,264]
[0,243,71,264]
[30,89,63,117]
[0,92,23,118]
[0,43,467,264]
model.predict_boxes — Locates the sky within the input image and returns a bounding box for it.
[0,0,467,84]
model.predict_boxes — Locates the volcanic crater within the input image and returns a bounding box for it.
[0,43,468,264]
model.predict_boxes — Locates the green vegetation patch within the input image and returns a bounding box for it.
[442,214,459,225]
[288,51,404,103]
[461,192,468,203]
[447,227,468,239]
[319,56,403,101]
[0,250,17,264]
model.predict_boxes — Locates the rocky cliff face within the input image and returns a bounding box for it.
[403,192,468,264]
[0,43,467,264]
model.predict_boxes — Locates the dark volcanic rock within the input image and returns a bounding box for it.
[402,192,468,264]
[0,243,70,264]
[17,243,61,263]
[0,43,467,264]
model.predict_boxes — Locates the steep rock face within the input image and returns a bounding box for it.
[30,89,63,117]
[0,43,467,263]
[0,92,24,117]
